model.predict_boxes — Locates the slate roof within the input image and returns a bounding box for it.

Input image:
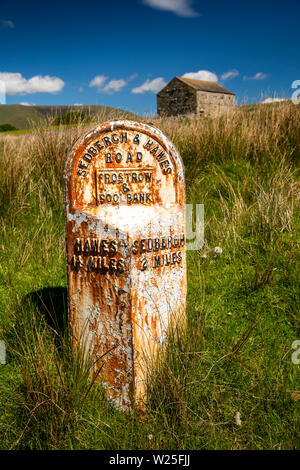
[176,77,235,95]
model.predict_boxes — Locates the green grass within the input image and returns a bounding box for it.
[0,104,299,449]
[0,128,34,136]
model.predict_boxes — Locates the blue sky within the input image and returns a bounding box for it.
[0,0,299,114]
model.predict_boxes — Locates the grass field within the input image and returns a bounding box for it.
[0,104,299,449]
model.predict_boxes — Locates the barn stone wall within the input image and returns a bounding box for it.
[196,91,235,118]
[157,78,197,117]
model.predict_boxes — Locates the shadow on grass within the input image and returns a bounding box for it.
[25,287,68,338]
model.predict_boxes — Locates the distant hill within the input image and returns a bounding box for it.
[0,105,42,129]
[0,105,138,130]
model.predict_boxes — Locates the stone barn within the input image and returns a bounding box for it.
[157,76,235,118]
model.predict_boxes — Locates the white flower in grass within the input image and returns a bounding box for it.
[213,246,223,257]
[148,434,154,441]
[235,412,242,426]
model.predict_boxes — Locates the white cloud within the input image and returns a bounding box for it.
[0,19,14,28]
[89,75,127,93]
[142,0,199,17]
[221,69,239,81]
[0,72,65,95]
[182,70,218,82]
[261,97,286,104]
[73,103,83,106]
[128,73,138,82]
[19,102,31,106]
[89,75,107,90]
[244,72,268,81]
[132,77,166,94]
[103,79,127,93]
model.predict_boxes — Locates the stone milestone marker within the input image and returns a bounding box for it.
[64,120,186,410]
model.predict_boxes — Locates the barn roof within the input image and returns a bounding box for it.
[176,77,235,95]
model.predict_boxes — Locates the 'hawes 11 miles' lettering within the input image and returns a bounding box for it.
[70,234,185,273]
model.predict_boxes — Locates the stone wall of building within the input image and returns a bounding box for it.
[157,78,197,117]
[196,91,235,118]
[157,78,236,118]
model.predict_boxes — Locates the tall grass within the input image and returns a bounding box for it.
[0,103,299,449]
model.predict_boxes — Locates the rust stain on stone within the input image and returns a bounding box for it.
[64,120,186,411]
